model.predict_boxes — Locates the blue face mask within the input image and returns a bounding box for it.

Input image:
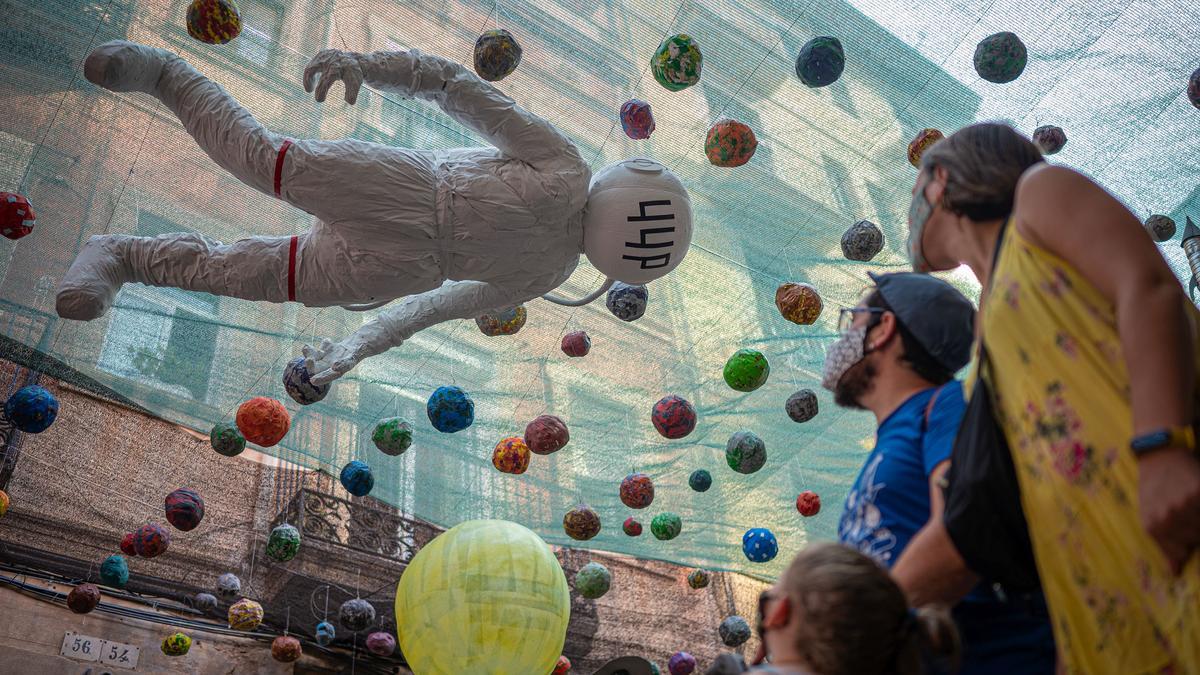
[906,177,936,273]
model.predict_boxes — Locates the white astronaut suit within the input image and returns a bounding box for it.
[57,41,693,384]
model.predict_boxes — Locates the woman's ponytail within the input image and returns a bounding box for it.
[894,605,962,675]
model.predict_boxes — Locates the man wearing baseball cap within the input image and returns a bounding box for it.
[822,272,1055,674]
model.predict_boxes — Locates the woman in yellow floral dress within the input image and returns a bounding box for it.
[891,123,1200,674]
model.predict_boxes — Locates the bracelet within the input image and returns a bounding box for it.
[1130,425,1195,457]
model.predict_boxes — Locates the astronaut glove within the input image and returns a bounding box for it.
[303,337,365,386]
[303,49,367,105]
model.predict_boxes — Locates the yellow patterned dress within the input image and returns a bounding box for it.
[974,224,1200,674]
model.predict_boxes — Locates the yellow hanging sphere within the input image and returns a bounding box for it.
[396,520,569,674]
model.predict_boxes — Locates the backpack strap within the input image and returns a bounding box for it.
[921,385,946,432]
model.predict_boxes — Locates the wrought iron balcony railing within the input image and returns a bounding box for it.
[271,488,441,565]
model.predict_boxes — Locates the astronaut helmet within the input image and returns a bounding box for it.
[582,158,693,285]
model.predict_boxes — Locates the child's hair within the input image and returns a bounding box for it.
[779,543,961,675]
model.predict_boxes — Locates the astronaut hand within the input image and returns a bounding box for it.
[303,49,365,105]
[303,338,362,386]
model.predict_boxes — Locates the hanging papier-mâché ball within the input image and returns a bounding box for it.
[267,523,302,562]
[272,635,303,663]
[4,384,59,433]
[492,436,531,474]
[474,29,523,82]
[669,651,697,675]
[563,504,602,541]
[366,630,396,656]
[786,389,819,423]
[688,469,712,492]
[426,385,474,433]
[796,490,821,517]
[841,220,884,261]
[339,598,376,632]
[742,527,778,563]
[620,99,656,140]
[705,119,758,168]
[315,621,336,646]
[282,356,330,405]
[119,532,137,557]
[775,282,823,325]
[719,615,752,647]
[606,282,648,322]
[186,0,242,45]
[235,397,290,447]
[724,349,770,392]
[1145,214,1176,243]
[339,460,374,497]
[554,655,572,675]
[0,489,9,520]
[0,192,36,240]
[651,395,697,440]
[687,569,710,589]
[228,598,264,630]
[210,421,246,457]
[161,632,192,656]
[575,561,612,599]
[1189,66,1200,110]
[68,583,101,614]
[623,517,642,536]
[726,431,766,474]
[194,592,218,612]
[372,417,413,456]
[133,522,170,558]
[619,472,655,509]
[652,34,703,92]
[476,305,527,336]
[99,554,129,589]
[525,414,569,455]
[561,330,591,357]
[795,36,845,88]
[1032,125,1067,155]
[973,31,1027,84]
[216,572,242,600]
[907,128,944,168]
[651,512,682,541]
[164,487,205,532]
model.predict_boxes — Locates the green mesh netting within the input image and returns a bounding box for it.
[2,0,1198,577]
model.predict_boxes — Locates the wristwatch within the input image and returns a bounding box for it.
[1130,425,1196,457]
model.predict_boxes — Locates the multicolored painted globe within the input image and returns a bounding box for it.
[339,598,376,632]
[161,632,192,656]
[99,555,129,589]
[723,349,770,392]
[271,635,302,662]
[216,572,241,600]
[742,527,778,563]
[606,282,648,321]
[194,592,218,612]
[705,119,758,167]
[315,621,336,646]
[1146,214,1176,242]
[575,561,612,599]
[186,0,242,45]
[525,414,570,455]
[907,128,944,168]
[209,421,246,457]
[669,651,697,675]
[133,522,170,558]
[619,472,655,509]
[282,356,330,405]
[228,598,264,630]
[973,31,1027,84]
[492,436,531,474]
[775,282,823,325]
[267,523,301,562]
[235,397,290,447]
[339,460,374,497]
[726,431,767,474]
[475,305,527,336]
[426,386,474,433]
[841,220,884,261]
[651,512,682,541]
[620,99,656,140]
[119,532,136,557]
[719,615,751,647]
[563,505,601,541]
[164,487,205,532]
[372,417,413,456]
[686,569,710,589]
[796,490,822,517]
[4,384,58,433]
[474,28,523,82]
[68,583,101,614]
[786,389,819,423]
[1032,125,1067,155]
[561,330,591,357]
[651,33,703,92]
[623,517,642,536]
[651,395,697,439]
[366,630,396,656]
[688,469,712,492]
[795,36,845,87]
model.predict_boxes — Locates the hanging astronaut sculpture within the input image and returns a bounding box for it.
[58,42,693,385]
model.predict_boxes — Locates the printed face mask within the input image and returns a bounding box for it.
[907,179,936,273]
[821,326,868,392]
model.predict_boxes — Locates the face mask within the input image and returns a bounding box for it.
[906,180,936,273]
[821,326,868,392]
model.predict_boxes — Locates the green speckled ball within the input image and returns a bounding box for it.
[723,349,770,392]
[210,422,246,457]
[973,32,1027,84]
[575,562,612,599]
[372,417,413,456]
[726,431,767,474]
[687,569,710,589]
[266,523,301,562]
[651,512,682,541]
[651,34,703,92]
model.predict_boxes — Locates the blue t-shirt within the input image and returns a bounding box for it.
[838,381,964,567]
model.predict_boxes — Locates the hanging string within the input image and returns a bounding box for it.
[284,605,290,635]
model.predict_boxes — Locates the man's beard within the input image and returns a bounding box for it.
[834,357,876,409]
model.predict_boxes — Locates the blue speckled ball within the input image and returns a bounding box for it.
[4,385,58,433]
[606,282,648,322]
[795,36,845,88]
[339,460,374,497]
[315,620,336,646]
[282,356,330,405]
[719,615,751,647]
[688,469,712,492]
[99,555,129,588]
[742,528,778,563]
[426,386,474,433]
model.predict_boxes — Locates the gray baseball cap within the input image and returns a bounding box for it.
[867,272,976,372]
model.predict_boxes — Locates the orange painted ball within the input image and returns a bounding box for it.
[236,397,290,447]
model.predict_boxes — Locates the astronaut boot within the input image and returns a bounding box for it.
[83,40,178,94]
[56,235,135,321]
